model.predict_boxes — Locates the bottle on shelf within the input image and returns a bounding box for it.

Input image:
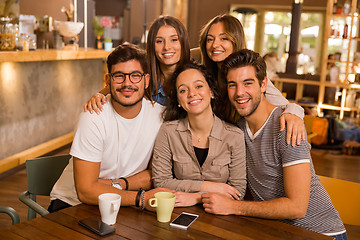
[336,3,343,14]
[335,23,340,38]
[343,24,348,39]
[20,33,30,51]
[331,24,335,37]
[343,0,351,14]
[332,0,338,14]
[96,35,103,49]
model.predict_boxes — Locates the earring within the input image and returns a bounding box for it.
[178,104,181,108]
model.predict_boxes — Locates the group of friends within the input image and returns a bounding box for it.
[49,14,347,240]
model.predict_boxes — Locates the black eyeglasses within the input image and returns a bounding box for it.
[109,71,145,84]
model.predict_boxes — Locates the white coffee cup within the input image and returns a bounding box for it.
[98,193,121,225]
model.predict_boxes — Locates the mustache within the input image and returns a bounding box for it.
[116,86,139,92]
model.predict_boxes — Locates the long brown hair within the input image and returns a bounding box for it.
[199,14,246,77]
[162,62,222,121]
[146,15,191,102]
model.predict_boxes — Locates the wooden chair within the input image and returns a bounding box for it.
[19,155,71,220]
[0,206,19,225]
[304,115,317,143]
[318,175,360,226]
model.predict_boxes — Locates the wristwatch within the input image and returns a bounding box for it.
[111,179,122,190]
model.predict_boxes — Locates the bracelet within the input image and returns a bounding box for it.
[135,188,143,208]
[140,190,145,210]
[120,177,129,190]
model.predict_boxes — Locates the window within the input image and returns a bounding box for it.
[230,5,324,75]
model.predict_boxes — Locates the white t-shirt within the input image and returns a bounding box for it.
[50,97,163,205]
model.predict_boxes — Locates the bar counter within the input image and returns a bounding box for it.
[0,48,108,173]
[0,48,109,62]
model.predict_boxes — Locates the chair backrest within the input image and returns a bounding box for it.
[304,115,315,134]
[318,175,360,226]
[304,115,318,143]
[26,155,71,196]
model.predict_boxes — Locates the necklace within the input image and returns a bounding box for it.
[189,116,214,143]
[191,130,208,142]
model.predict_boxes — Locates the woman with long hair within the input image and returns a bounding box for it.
[146,15,190,104]
[84,15,190,111]
[199,14,305,145]
[152,62,246,207]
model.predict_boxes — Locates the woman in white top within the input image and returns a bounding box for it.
[199,14,305,146]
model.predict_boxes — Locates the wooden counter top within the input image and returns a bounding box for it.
[0,48,110,62]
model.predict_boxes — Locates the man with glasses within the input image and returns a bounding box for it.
[50,44,167,212]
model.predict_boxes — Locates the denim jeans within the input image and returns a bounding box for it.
[330,232,348,240]
[48,199,72,213]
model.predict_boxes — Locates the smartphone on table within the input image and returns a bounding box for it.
[170,212,199,230]
[78,217,115,236]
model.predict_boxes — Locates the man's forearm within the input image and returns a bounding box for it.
[99,86,110,95]
[234,197,307,219]
[76,181,138,206]
[125,170,152,190]
[74,158,145,206]
[96,170,152,190]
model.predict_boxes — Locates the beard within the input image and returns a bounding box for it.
[235,94,261,118]
[110,84,145,107]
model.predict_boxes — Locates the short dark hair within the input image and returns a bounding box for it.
[107,43,148,73]
[162,62,221,121]
[220,49,267,123]
[221,49,267,87]
[106,43,151,100]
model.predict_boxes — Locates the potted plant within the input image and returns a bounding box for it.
[92,17,104,49]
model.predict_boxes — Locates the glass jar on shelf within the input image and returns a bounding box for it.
[0,17,15,50]
[19,33,30,51]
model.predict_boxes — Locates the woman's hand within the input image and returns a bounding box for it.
[84,93,107,114]
[174,192,201,207]
[280,113,306,147]
[200,181,240,200]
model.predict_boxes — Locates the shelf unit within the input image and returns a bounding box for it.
[319,0,360,120]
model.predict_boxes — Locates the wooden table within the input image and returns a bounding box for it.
[5,204,333,239]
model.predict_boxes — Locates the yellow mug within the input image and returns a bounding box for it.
[148,192,176,222]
